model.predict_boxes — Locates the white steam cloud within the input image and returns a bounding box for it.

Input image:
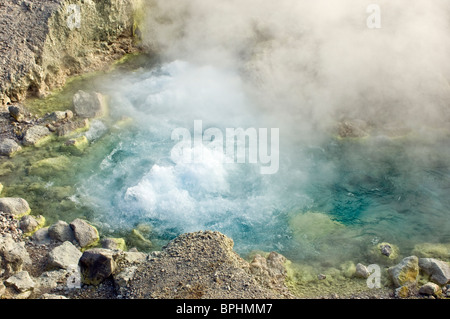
[141,0,450,135]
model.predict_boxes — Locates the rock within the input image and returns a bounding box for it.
[35,270,68,293]
[0,197,30,217]
[419,258,450,285]
[412,243,450,259]
[0,234,31,275]
[249,252,288,289]
[70,218,99,248]
[114,266,137,292]
[22,125,52,146]
[29,156,71,177]
[0,138,22,157]
[355,263,371,278]
[122,251,147,264]
[44,110,72,122]
[395,285,413,298]
[8,105,27,122]
[128,228,152,251]
[19,215,45,235]
[419,282,441,296]
[388,256,419,287]
[41,294,68,299]
[47,241,82,270]
[48,220,76,243]
[62,136,89,155]
[101,237,127,251]
[337,119,370,138]
[31,227,51,245]
[79,248,116,285]
[56,119,90,137]
[380,243,392,257]
[73,90,108,118]
[5,271,35,293]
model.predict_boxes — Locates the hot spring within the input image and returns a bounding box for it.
[8,58,448,266]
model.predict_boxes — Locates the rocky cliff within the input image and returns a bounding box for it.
[0,0,142,108]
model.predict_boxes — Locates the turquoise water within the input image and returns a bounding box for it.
[69,60,450,264]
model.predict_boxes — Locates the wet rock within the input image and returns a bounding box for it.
[5,271,35,293]
[22,125,52,146]
[419,282,441,296]
[368,242,399,265]
[47,241,82,270]
[0,198,30,217]
[419,258,450,285]
[412,243,450,259]
[56,119,90,137]
[70,218,99,248]
[380,243,392,257]
[355,263,371,278]
[388,256,419,287]
[73,90,108,118]
[19,214,45,235]
[79,248,116,285]
[0,138,22,157]
[48,220,76,243]
[29,156,70,177]
[128,228,152,251]
[62,136,89,155]
[101,238,127,251]
[31,227,51,245]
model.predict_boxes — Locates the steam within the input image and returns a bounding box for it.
[142,0,450,133]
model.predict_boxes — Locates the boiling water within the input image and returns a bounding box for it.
[67,60,450,264]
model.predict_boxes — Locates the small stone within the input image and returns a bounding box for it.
[70,218,99,248]
[0,197,30,217]
[355,263,370,278]
[8,105,27,122]
[22,125,52,146]
[5,271,35,293]
[0,138,22,157]
[419,282,440,296]
[47,241,82,270]
[19,215,44,235]
[381,243,392,257]
[318,274,327,280]
[48,220,76,243]
[395,285,412,298]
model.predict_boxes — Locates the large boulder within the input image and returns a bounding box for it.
[388,256,419,287]
[0,198,30,218]
[0,138,22,157]
[79,248,116,285]
[73,90,108,118]
[70,218,99,248]
[419,258,450,285]
[47,241,82,270]
[22,125,52,146]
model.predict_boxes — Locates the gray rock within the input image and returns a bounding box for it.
[0,197,30,217]
[79,248,116,285]
[22,125,52,146]
[419,258,450,285]
[0,138,22,157]
[47,241,82,270]
[419,282,440,296]
[114,266,137,293]
[35,270,68,292]
[48,220,76,243]
[355,263,370,278]
[0,234,31,275]
[45,111,69,122]
[8,105,27,122]
[70,218,99,248]
[73,90,107,118]
[388,256,419,287]
[381,243,392,257]
[122,251,147,264]
[5,271,35,293]
[56,119,89,137]
[31,227,51,245]
[19,215,40,234]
